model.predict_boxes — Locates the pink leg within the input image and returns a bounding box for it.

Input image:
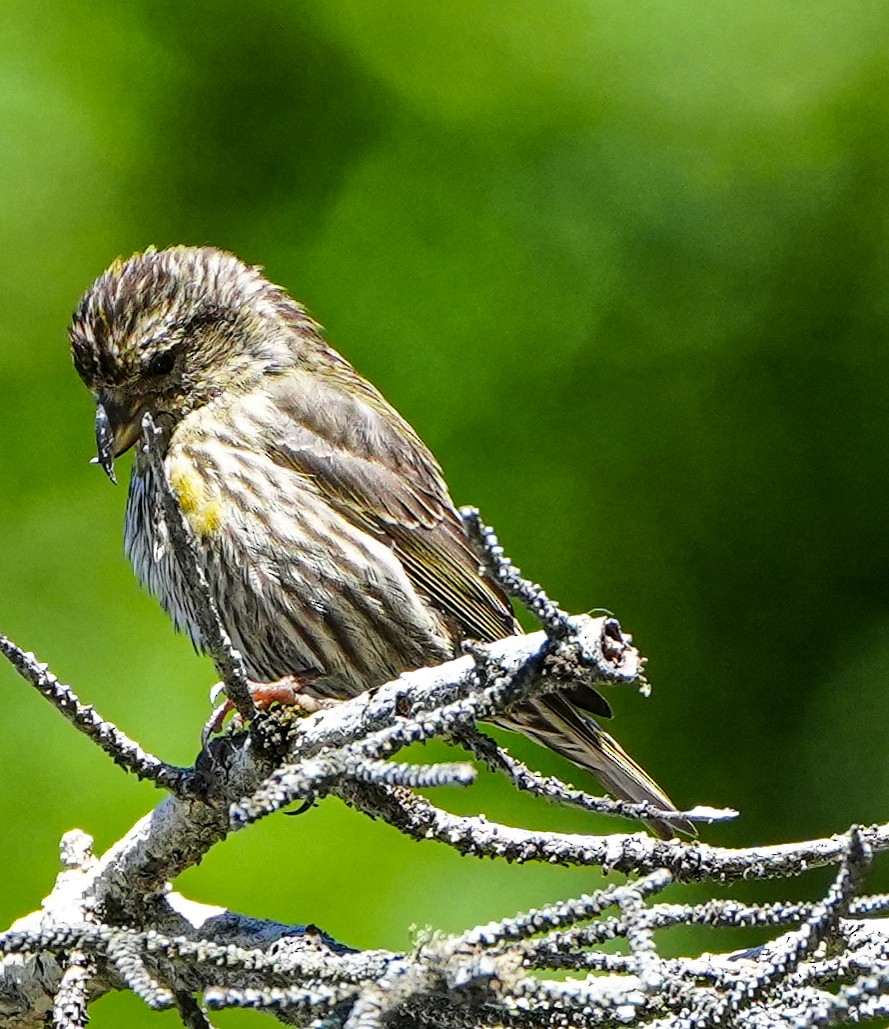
[203,674,338,739]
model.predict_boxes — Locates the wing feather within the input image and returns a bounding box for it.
[262,368,518,644]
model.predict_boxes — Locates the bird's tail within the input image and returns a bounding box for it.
[501,694,692,839]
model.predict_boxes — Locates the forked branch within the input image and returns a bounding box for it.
[0,463,886,1027]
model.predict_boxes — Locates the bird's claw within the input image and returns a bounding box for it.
[202,675,338,743]
[247,676,337,714]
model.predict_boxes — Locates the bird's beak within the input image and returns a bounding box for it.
[93,395,144,485]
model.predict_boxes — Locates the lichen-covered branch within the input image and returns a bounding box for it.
[0,634,195,795]
[3,508,889,1027]
[3,829,889,1027]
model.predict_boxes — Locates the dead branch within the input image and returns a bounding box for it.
[1,476,887,1027]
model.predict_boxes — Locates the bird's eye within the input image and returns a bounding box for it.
[147,350,176,376]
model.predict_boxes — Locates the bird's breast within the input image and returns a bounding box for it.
[167,456,224,538]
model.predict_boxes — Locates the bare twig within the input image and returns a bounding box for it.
[141,414,255,721]
[0,633,195,795]
[461,506,572,638]
[51,952,93,1029]
[339,778,889,882]
[456,726,735,832]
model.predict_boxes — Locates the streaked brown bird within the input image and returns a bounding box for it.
[69,245,685,836]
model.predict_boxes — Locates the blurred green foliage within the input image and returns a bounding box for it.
[2,1,889,1023]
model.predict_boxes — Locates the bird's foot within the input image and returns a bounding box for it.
[248,675,336,714]
[203,675,337,741]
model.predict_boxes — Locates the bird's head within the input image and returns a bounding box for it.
[69,245,319,482]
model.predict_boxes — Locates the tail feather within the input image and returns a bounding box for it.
[500,694,692,839]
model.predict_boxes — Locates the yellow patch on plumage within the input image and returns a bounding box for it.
[169,462,223,537]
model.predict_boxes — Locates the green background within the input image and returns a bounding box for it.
[2,2,888,1024]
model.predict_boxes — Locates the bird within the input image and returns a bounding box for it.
[69,245,686,837]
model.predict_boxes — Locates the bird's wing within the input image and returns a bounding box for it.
[261,367,519,644]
